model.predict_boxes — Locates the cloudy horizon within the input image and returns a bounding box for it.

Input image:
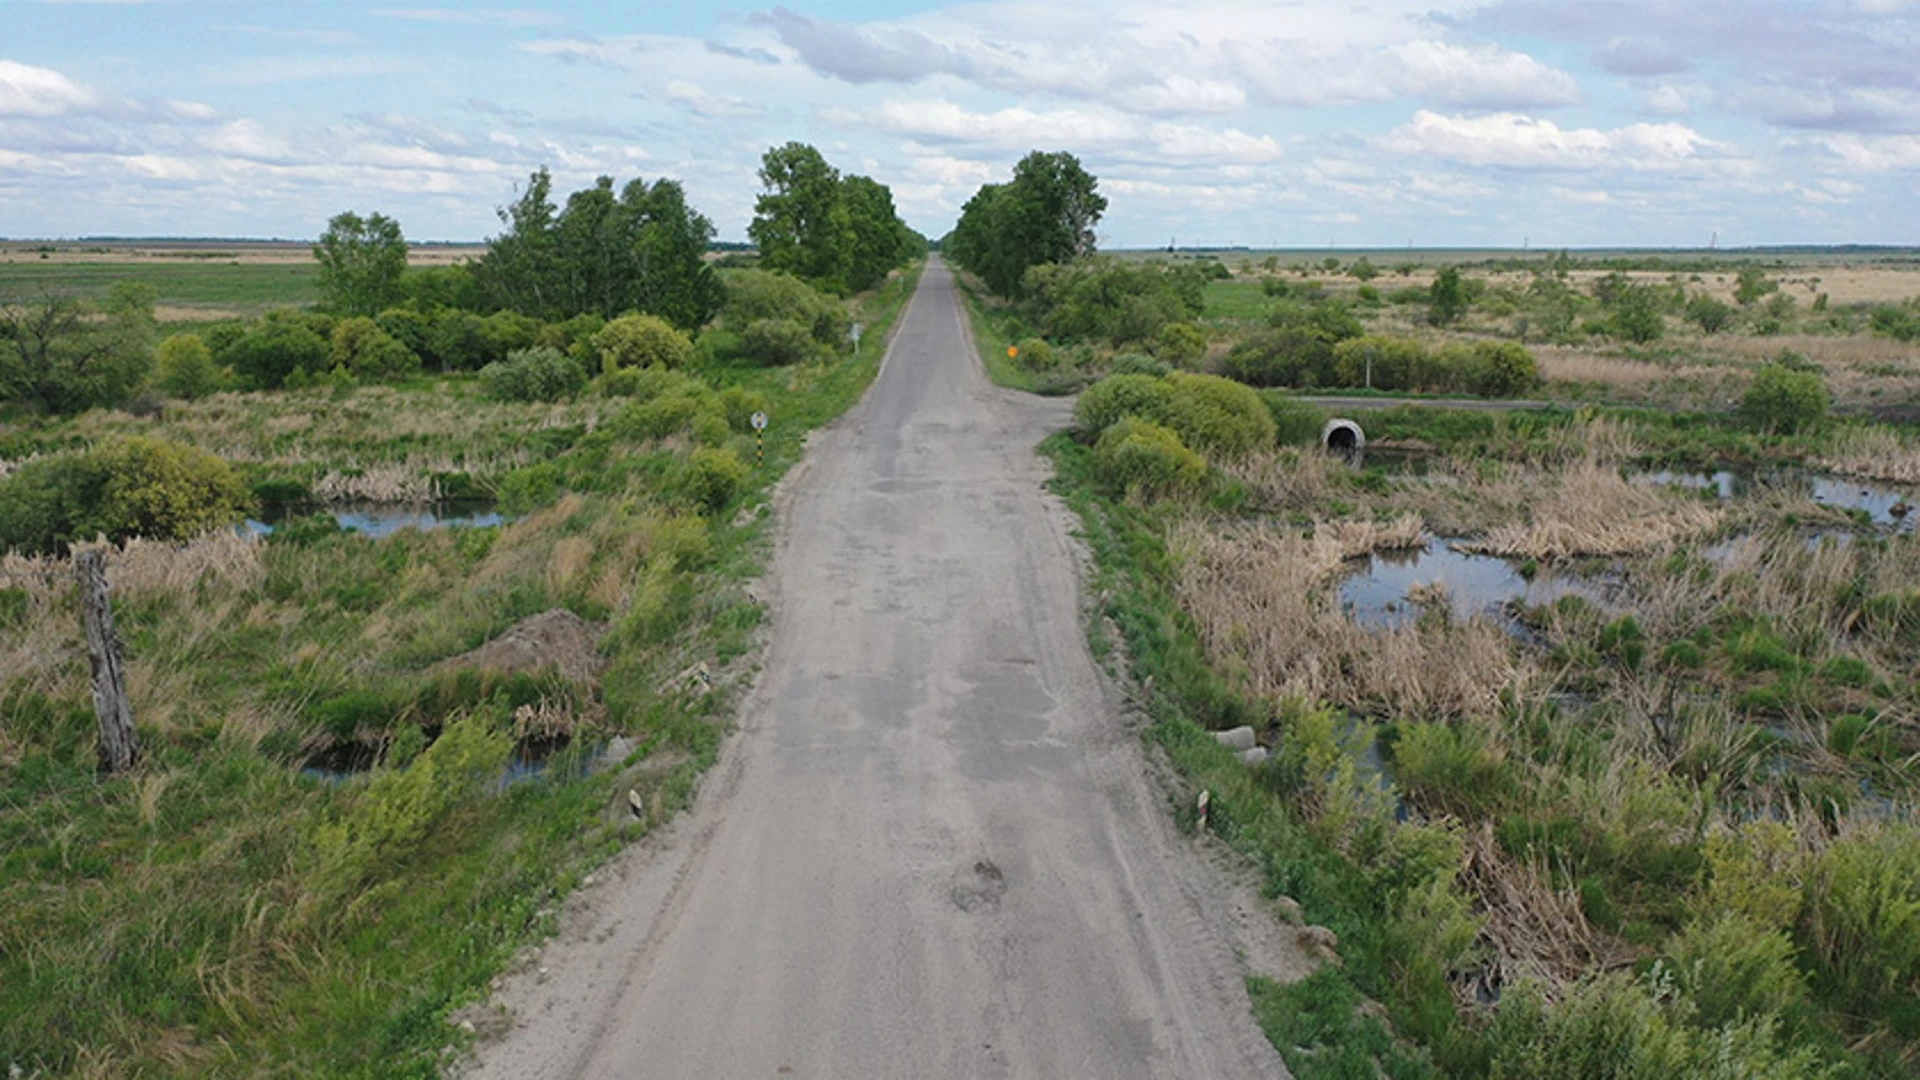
[2,0,1917,248]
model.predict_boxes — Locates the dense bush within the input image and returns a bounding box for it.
[611,384,724,442]
[1092,418,1206,502]
[155,333,225,400]
[1010,337,1057,370]
[1258,391,1327,446]
[0,437,251,555]
[675,447,750,512]
[219,312,330,389]
[329,317,421,382]
[1074,373,1175,437]
[1869,300,1920,342]
[1223,327,1335,388]
[1153,322,1208,367]
[1332,336,1431,390]
[1022,260,1205,346]
[1667,914,1808,1028]
[1806,824,1920,1004]
[718,386,771,433]
[0,284,156,413]
[1158,372,1275,459]
[478,346,587,402]
[1687,292,1735,334]
[1465,341,1542,397]
[741,318,818,366]
[594,314,695,371]
[1740,361,1829,434]
[599,364,691,401]
[723,270,850,348]
[1485,971,1824,1080]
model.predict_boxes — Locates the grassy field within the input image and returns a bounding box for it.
[1043,401,1920,1079]
[0,265,923,1077]
[0,260,321,319]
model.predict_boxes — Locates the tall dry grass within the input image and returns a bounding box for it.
[1459,458,1720,560]
[1817,427,1920,484]
[1175,520,1519,718]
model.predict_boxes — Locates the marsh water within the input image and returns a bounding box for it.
[247,500,513,538]
[1337,537,1612,632]
[301,733,602,789]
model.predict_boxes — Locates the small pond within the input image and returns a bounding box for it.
[246,500,514,539]
[302,734,605,790]
[1632,469,1916,531]
[1338,537,1613,632]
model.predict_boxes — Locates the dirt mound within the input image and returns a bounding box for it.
[434,610,604,685]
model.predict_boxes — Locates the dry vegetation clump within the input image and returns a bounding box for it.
[313,464,437,504]
[1459,826,1630,1001]
[1458,458,1720,560]
[1175,520,1519,718]
[1817,426,1920,483]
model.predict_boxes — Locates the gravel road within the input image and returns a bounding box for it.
[462,258,1292,1079]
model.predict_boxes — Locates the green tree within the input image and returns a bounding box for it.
[0,283,156,413]
[1610,286,1666,343]
[1686,292,1735,334]
[948,150,1106,298]
[1740,361,1829,434]
[313,211,408,317]
[1734,267,1778,306]
[155,333,225,400]
[841,174,917,293]
[473,169,724,328]
[1428,266,1469,326]
[750,142,855,292]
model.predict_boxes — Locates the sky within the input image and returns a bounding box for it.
[2,0,1918,248]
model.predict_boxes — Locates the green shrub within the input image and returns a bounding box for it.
[329,317,421,382]
[308,712,514,904]
[1011,337,1057,370]
[1159,372,1275,459]
[1668,913,1808,1027]
[1332,335,1430,390]
[599,364,691,401]
[1108,353,1171,378]
[0,437,251,555]
[1687,292,1735,334]
[478,346,587,403]
[1259,391,1327,446]
[594,313,695,371]
[741,317,818,366]
[1485,971,1826,1080]
[495,462,562,513]
[155,333,225,400]
[1740,362,1829,434]
[1074,373,1175,437]
[221,313,329,388]
[676,447,750,512]
[1022,260,1204,345]
[1153,322,1208,366]
[1806,823,1920,1002]
[1465,341,1542,397]
[1392,721,1514,819]
[1092,418,1206,502]
[0,586,28,629]
[1222,327,1336,388]
[723,269,849,346]
[718,386,771,433]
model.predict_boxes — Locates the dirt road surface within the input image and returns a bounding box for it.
[463,258,1293,1079]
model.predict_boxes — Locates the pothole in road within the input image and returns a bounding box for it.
[950,858,1007,914]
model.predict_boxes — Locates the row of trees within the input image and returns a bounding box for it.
[946,150,1106,298]
[5,146,921,416]
[749,142,925,296]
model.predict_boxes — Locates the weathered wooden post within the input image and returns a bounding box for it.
[77,549,138,773]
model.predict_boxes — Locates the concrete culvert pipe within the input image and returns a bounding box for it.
[1321,418,1366,454]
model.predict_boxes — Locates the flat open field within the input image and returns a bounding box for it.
[0,240,486,321]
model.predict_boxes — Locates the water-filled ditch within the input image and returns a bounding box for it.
[246,500,516,538]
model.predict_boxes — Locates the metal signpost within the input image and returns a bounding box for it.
[751,410,768,468]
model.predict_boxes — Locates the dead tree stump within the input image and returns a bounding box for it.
[77,549,138,773]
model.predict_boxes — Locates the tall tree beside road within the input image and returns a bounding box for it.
[750,142,855,292]
[313,211,408,317]
[948,150,1107,298]
[474,168,725,329]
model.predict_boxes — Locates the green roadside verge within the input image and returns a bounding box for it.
[0,264,922,1078]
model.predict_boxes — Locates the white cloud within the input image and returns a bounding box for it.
[0,59,95,117]
[664,80,764,120]
[832,99,1282,165]
[1371,40,1581,107]
[1383,110,1727,171]
[372,9,561,27]
[1816,134,1920,170]
[1643,85,1690,116]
